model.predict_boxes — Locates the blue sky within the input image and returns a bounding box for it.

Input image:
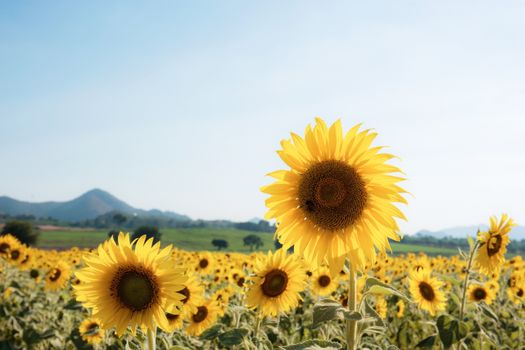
[1,1,524,233]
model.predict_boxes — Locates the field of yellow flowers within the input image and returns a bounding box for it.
[1,118,523,349]
[1,230,524,350]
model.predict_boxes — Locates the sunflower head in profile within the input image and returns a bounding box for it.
[474,214,516,275]
[79,317,105,345]
[245,249,307,317]
[409,270,447,316]
[310,266,339,296]
[185,299,221,336]
[44,261,71,291]
[468,283,496,305]
[262,118,407,272]
[74,233,188,336]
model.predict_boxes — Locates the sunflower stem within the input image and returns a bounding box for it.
[459,241,480,321]
[146,327,156,350]
[346,261,358,350]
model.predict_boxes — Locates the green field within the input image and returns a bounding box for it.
[36,227,458,255]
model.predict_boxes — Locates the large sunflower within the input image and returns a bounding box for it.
[74,233,187,335]
[262,118,406,272]
[409,270,447,316]
[474,214,516,275]
[245,249,306,317]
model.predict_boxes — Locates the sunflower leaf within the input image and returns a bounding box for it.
[312,299,357,328]
[280,339,343,349]
[436,314,469,349]
[217,328,249,346]
[364,278,411,302]
[199,324,223,340]
[415,335,437,349]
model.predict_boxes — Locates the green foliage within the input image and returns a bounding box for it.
[243,234,264,251]
[436,314,469,349]
[211,239,229,250]
[131,226,161,244]
[1,221,39,246]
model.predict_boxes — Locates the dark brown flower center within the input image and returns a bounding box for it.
[472,287,487,301]
[298,160,367,231]
[111,267,159,311]
[199,259,209,269]
[192,306,208,323]
[49,268,62,282]
[10,250,20,260]
[0,243,10,254]
[237,277,246,288]
[517,288,524,298]
[29,269,39,279]
[318,275,331,288]
[166,312,180,321]
[180,287,190,304]
[419,281,435,301]
[261,269,288,297]
[487,234,503,257]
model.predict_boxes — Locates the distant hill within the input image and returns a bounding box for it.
[0,189,191,223]
[415,225,524,241]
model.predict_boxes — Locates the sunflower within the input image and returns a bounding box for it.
[310,266,339,296]
[375,297,387,319]
[395,299,405,317]
[177,273,205,316]
[245,249,306,317]
[17,248,34,270]
[185,299,221,336]
[468,283,496,305]
[164,308,185,332]
[74,233,187,335]
[409,270,447,316]
[44,261,71,291]
[262,118,407,272]
[474,214,516,275]
[79,317,105,345]
[195,252,214,274]
[0,234,21,258]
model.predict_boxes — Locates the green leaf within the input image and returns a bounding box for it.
[479,303,499,324]
[364,277,411,302]
[280,339,343,349]
[342,311,362,321]
[199,324,223,340]
[416,335,437,349]
[312,299,361,328]
[437,315,469,349]
[364,299,385,327]
[218,328,249,346]
[63,299,83,310]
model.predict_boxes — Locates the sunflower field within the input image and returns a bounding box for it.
[0,119,523,350]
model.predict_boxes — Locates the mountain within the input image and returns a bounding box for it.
[0,189,190,222]
[414,225,524,241]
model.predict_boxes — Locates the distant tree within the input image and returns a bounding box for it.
[243,234,263,251]
[211,239,229,250]
[1,221,39,246]
[131,226,161,244]
[112,213,127,226]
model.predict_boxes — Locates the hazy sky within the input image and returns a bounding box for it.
[1,1,524,233]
